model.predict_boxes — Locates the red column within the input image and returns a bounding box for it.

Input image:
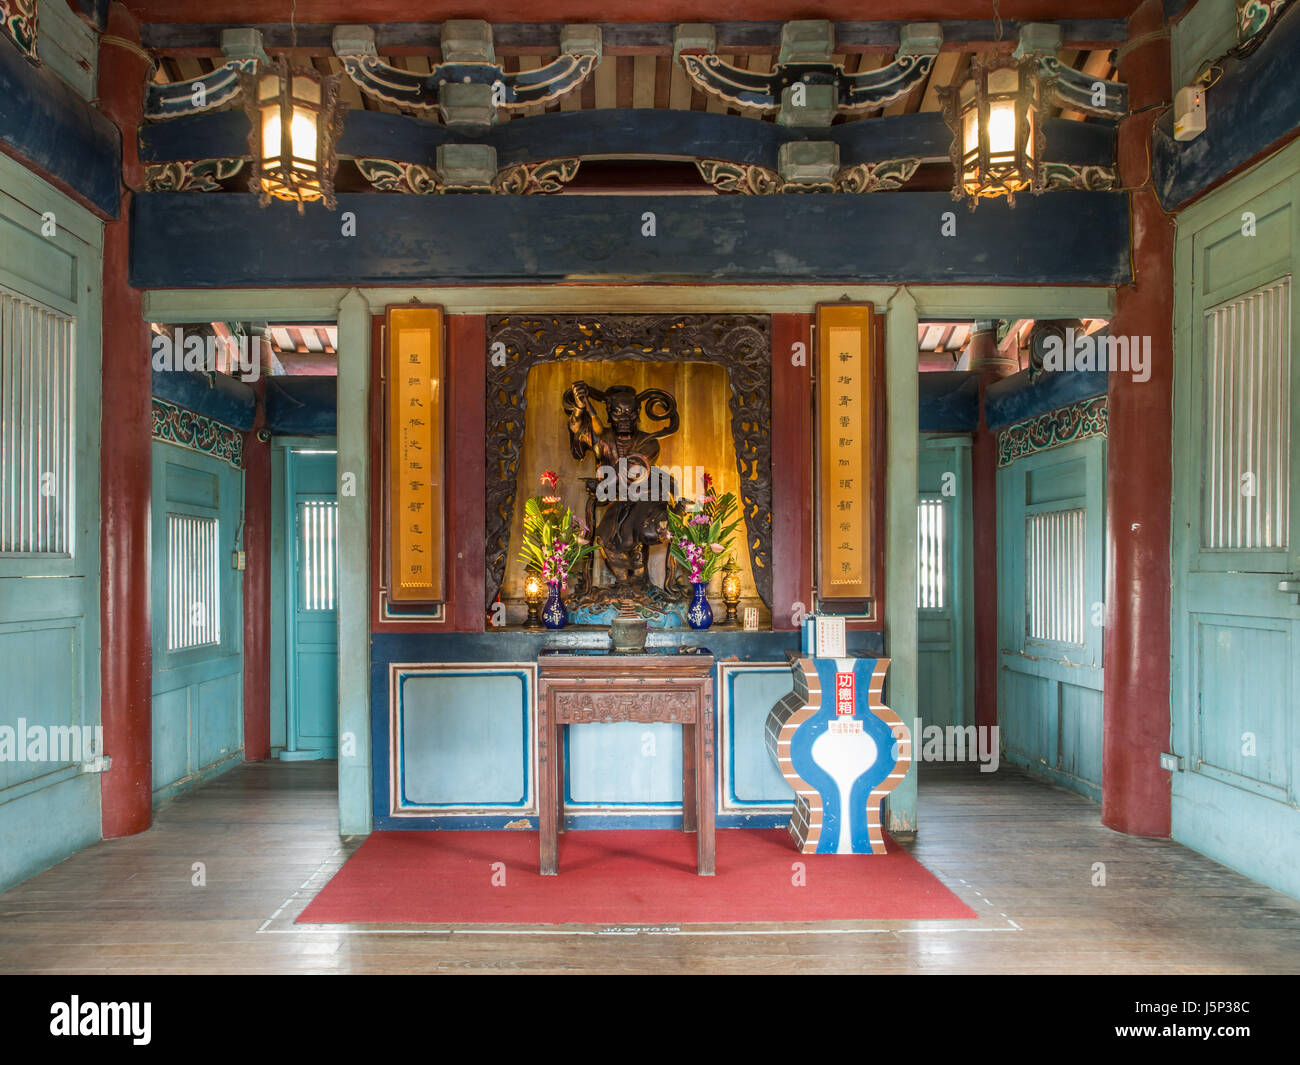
[970,324,1009,733]
[98,3,153,837]
[971,398,998,732]
[1102,0,1175,838]
[242,382,271,761]
[446,315,486,631]
[771,314,813,630]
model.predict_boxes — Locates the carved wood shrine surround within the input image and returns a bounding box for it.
[485,314,774,612]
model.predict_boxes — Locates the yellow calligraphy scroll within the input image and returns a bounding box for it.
[386,305,444,603]
[816,303,875,605]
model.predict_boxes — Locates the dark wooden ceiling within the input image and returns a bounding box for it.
[127,2,1143,24]
[151,46,1118,125]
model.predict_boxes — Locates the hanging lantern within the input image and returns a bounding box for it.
[940,54,1045,208]
[242,58,345,212]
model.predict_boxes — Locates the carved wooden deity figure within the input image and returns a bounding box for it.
[563,381,681,589]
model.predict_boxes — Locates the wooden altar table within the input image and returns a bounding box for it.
[536,649,716,876]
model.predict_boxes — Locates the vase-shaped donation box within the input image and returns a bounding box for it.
[765,656,911,855]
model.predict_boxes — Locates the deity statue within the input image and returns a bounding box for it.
[562,380,683,595]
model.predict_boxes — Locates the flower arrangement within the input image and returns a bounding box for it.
[666,471,742,584]
[518,470,594,591]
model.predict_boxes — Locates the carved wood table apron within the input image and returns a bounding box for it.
[536,651,716,876]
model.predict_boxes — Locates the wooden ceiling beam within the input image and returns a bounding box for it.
[1058,48,1117,121]
[285,326,310,353]
[140,19,1129,57]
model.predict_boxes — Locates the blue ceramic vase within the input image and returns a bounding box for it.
[542,581,568,629]
[687,581,713,630]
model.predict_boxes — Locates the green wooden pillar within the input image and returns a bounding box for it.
[336,288,372,835]
[885,287,919,837]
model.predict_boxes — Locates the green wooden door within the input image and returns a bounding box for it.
[918,438,973,730]
[0,154,103,890]
[997,437,1106,799]
[150,442,245,802]
[282,448,338,759]
[1172,150,1300,898]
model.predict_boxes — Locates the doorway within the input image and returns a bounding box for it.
[272,441,339,760]
[918,437,974,730]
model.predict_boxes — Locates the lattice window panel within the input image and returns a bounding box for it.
[1202,276,1291,550]
[299,499,339,611]
[0,286,74,555]
[917,497,947,610]
[167,513,221,650]
[1026,507,1086,645]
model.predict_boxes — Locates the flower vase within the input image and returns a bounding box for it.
[687,581,713,630]
[542,581,568,629]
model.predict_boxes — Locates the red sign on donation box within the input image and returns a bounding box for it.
[835,672,855,716]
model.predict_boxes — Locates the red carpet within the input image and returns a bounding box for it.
[297,829,976,925]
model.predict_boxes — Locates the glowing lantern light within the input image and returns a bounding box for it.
[940,54,1044,208]
[243,59,345,212]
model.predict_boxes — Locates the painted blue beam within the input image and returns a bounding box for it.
[130,191,1131,287]
[266,376,338,435]
[1153,5,1300,210]
[984,367,1108,430]
[141,21,1130,53]
[152,368,257,431]
[140,108,1114,173]
[140,110,248,165]
[373,629,883,666]
[919,371,980,432]
[0,36,120,218]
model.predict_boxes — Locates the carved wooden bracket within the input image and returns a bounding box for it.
[697,157,920,193]
[356,157,581,194]
[145,158,246,192]
[333,21,600,130]
[145,28,267,120]
[675,21,941,119]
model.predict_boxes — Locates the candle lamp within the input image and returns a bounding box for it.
[721,554,742,626]
[523,571,545,629]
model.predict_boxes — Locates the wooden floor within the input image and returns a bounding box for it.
[2,760,1298,974]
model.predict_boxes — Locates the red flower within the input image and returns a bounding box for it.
[702,472,714,491]
[540,470,559,490]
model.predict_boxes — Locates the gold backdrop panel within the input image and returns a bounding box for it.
[815,302,876,605]
[386,305,444,604]
[501,359,759,604]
